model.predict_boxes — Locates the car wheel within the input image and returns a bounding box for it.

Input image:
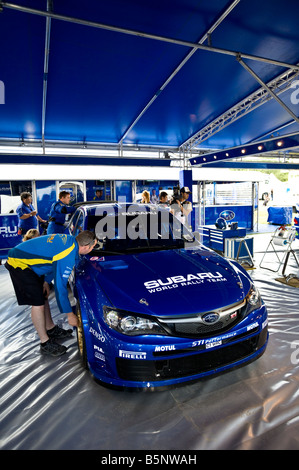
[76,302,88,370]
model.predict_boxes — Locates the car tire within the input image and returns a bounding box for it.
[76,302,88,370]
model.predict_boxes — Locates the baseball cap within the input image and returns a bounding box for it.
[180,186,192,194]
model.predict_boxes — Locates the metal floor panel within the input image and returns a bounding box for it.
[1,233,299,450]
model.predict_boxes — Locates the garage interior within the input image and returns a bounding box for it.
[1,0,299,451]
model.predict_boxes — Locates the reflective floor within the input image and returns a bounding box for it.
[1,232,299,450]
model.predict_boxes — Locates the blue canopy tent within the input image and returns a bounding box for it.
[2,2,299,453]
[0,0,298,165]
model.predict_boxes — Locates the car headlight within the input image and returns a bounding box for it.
[245,285,262,315]
[103,307,166,336]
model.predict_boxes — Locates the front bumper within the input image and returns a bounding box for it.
[87,305,268,389]
[116,327,268,385]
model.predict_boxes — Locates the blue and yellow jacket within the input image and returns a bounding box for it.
[7,234,79,313]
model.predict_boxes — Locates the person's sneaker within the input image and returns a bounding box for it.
[46,324,73,339]
[40,339,67,357]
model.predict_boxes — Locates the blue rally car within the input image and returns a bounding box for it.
[66,202,268,389]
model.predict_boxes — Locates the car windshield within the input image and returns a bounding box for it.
[85,207,194,254]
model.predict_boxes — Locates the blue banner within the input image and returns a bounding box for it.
[0,214,22,259]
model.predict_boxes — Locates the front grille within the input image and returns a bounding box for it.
[116,328,268,382]
[173,320,226,335]
[159,301,244,338]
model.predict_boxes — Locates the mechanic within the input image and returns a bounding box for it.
[170,186,193,226]
[47,191,76,234]
[16,192,47,236]
[5,230,97,357]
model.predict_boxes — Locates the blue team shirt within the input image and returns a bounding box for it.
[16,202,38,231]
[7,234,79,313]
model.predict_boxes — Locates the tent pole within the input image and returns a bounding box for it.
[1,2,298,72]
[118,0,241,145]
[238,57,299,126]
[41,0,52,155]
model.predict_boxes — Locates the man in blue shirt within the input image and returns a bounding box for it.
[5,230,97,357]
[16,192,47,235]
[93,189,103,201]
[47,191,76,234]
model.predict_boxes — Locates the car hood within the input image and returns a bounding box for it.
[84,247,251,317]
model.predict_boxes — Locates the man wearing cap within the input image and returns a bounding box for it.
[170,186,193,226]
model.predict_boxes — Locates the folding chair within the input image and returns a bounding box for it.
[259,226,299,274]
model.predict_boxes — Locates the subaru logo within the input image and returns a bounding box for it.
[202,312,219,324]
[219,210,235,221]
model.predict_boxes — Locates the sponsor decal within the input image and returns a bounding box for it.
[94,345,105,362]
[0,226,18,237]
[89,325,105,342]
[121,211,157,216]
[247,321,259,331]
[206,340,222,349]
[58,234,68,244]
[192,330,237,349]
[144,271,227,293]
[154,345,176,352]
[119,350,147,360]
[262,319,268,329]
[62,266,73,279]
[192,340,205,347]
[47,235,55,243]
